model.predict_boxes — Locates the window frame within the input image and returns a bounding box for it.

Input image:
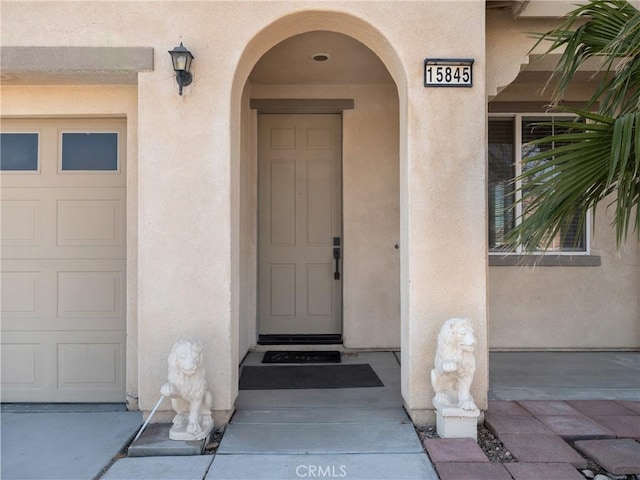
[58,129,121,174]
[489,113,591,257]
[0,131,41,174]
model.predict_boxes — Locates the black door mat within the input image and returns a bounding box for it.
[239,364,384,390]
[262,351,341,364]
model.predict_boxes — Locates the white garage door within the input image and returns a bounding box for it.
[1,118,127,402]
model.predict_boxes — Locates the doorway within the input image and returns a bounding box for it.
[257,113,343,341]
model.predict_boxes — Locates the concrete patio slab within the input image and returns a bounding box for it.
[490,352,640,401]
[573,439,640,475]
[535,414,616,440]
[206,453,437,480]
[101,455,214,480]
[485,413,555,435]
[127,423,207,457]
[218,422,423,454]
[498,433,588,468]
[591,415,640,439]
[504,462,585,480]
[230,406,410,424]
[518,400,581,416]
[434,462,512,480]
[487,400,531,416]
[423,438,489,463]
[1,411,141,480]
[566,400,637,416]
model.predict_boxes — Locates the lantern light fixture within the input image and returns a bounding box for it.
[168,42,194,96]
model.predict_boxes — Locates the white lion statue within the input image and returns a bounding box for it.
[430,317,478,411]
[160,339,213,440]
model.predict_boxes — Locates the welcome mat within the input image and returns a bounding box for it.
[262,351,341,364]
[239,364,384,390]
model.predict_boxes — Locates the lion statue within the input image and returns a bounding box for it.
[160,339,213,440]
[430,317,478,411]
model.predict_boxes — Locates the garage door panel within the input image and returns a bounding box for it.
[1,331,126,402]
[1,200,41,246]
[58,270,123,319]
[57,199,123,247]
[2,260,125,331]
[1,187,125,259]
[1,343,43,389]
[1,271,41,316]
[58,342,122,389]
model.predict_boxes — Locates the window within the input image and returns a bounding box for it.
[0,133,39,171]
[489,115,588,254]
[61,132,118,171]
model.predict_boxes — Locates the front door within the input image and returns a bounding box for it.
[258,114,342,337]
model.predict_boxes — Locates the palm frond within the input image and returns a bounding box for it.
[510,1,640,252]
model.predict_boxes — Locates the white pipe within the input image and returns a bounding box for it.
[132,395,165,443]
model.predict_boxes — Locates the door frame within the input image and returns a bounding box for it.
[251,99,354,345]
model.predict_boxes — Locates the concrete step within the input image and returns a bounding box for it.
[231,407,411,424]
[218,422,423,454]
[127,423,207,457]
[206,453,437,480]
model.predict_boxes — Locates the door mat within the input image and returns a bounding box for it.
[239,364,384,390]
[262,350,341,364]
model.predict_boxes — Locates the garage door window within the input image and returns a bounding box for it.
[0,133,39,171]
[61,132,118,171]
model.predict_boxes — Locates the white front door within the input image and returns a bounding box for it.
[258,114,342,336]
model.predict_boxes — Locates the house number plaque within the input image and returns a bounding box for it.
[424,58,474,87]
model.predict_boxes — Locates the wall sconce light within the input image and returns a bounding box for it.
[168,42,194,96]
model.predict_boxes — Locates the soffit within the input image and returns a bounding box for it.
[0,46,154,85]
[249,31,393,85]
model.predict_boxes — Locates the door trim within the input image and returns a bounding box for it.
[250,98,354,114]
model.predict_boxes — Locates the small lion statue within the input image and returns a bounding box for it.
[160,339,214,440]
[430,317,478,411]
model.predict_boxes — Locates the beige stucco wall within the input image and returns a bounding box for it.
[490,208,640,350]
[2,1,489,424]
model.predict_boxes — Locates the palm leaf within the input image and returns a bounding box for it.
[510,1,640,252]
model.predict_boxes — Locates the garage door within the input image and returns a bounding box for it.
[1,118,126,402]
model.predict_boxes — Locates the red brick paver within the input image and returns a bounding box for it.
[423,438,489,463]
[567,400,637,416]
[487,401,531,416]
[435,462,512,480]
[616,400,640,415]
[504,462,585,480]
[574,439,640,475]
[498,433,588,468]
[591,415,640,439]
[536,414,616,440]
[485,413,554,436]
[517,400,581,416]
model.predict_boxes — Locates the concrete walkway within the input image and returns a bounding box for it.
[2,351,639,480]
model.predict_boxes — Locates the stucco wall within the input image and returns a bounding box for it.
[489,207,640,350]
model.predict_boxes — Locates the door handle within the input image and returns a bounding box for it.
[333,237,341,280]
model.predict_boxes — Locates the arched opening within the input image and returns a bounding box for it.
[229,13,407,377]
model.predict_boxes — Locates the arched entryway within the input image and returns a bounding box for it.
[229,12,406,398]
